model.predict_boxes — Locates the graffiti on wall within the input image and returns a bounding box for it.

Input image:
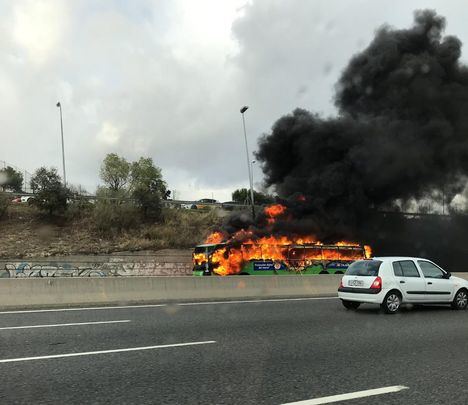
[0,260,192,278]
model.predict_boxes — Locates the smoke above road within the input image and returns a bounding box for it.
[249,10,468,237]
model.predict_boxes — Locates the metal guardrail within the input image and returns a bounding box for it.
[6,192,464,217]
[3,191,253,209]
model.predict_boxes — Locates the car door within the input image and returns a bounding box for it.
[392,260,426,302]
[417,260,455,302]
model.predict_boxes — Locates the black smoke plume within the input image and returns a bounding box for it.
[219,10,468,267]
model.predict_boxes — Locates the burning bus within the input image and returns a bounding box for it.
[193,203,372,276]
[193,241,371,276]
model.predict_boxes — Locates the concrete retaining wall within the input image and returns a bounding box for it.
[0,251,193,278]
[1,273,467,309]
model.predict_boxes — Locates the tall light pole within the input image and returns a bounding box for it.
[250,160,256,190]
[56,102,66,186]
[240,106,255,219]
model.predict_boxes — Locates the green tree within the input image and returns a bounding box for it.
[0,166,23,192]
[130,157,167,220]
[232,188,274,205]
[99,153,130,191]
[30,167,69,215]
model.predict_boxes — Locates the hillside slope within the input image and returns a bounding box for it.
[0,205,220,258]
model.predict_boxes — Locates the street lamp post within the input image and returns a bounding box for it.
[250,160,256,190]
[240,106,255,219]
[56,102,67,186]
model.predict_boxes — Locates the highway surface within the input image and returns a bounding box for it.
[0,297,467,404]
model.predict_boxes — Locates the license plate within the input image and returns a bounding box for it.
[348,279,364,287]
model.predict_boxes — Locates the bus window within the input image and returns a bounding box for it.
[241,244,262,261]
[303,246,322,262]
[288,246,305,266]
[338,246,365,261]
[260,244,288,262]
[321,246,341,260]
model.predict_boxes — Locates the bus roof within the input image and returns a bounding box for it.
[195,243,227,248]
[194,242,363,249]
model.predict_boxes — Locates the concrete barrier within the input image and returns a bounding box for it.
[1,273,468,309]
[0,275,344,309]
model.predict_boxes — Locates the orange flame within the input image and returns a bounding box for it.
[205,231,225,244]
[364,245,372,258]
[264,204,287,225]
[264,204,286,217]
[200,203,373,276]
[204,234,369,276]
[192,252,207,266]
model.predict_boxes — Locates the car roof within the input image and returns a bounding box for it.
[372,256,432,262]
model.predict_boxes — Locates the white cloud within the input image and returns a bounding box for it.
[1,0,468,202]
[96,122,121,146]
[12,0,68,64]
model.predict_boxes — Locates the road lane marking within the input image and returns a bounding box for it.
[0,296,338,314]
[282,385,409,404]
[178,297,339,306]
[0,320,130,330]
[0,304,167,315]
[0,340,216,363]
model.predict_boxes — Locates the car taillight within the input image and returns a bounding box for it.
[370,276,382,290]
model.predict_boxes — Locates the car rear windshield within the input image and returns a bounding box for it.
[345,260,382,276]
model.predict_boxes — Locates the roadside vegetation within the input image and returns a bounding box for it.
[0,154,221,258]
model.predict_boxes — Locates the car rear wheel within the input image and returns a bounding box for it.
[381,291,401,314]
[342,300,360,310]
[451,289,468,310]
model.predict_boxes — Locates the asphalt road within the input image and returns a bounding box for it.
[0,297,467,404]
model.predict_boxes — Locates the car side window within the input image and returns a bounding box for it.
[392,262,403,277]
[394,260,420,277]
[418,261,445,279]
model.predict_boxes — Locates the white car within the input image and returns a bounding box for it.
[338,257,468,314]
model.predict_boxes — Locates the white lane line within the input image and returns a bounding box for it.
[0,304,167,315]
[0,340,216,364]
[282,385,409,405]
[0,296,338,315]
[178,297,338,306]
[0,320,130,330]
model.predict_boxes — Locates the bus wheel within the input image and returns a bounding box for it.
[239,272,250,276]
[335,271,344,274]
[319,271,329,275]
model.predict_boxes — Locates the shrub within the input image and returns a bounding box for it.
[143,209,221,248]
[66,197,94,220]
[92,199,140,235]
[0,193,9,218]
[30,167,69,215]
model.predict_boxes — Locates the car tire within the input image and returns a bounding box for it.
[342,300,360,310]
[451,289,468,310]
[381,291,402,314]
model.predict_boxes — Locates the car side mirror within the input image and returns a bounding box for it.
[444,272,451,279]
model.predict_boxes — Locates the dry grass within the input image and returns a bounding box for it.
[0,204,221,258]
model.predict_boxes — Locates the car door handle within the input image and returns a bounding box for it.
[400,280,405,284]
[427,282,433,285]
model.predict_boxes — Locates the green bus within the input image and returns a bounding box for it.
[192,242,369,276]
